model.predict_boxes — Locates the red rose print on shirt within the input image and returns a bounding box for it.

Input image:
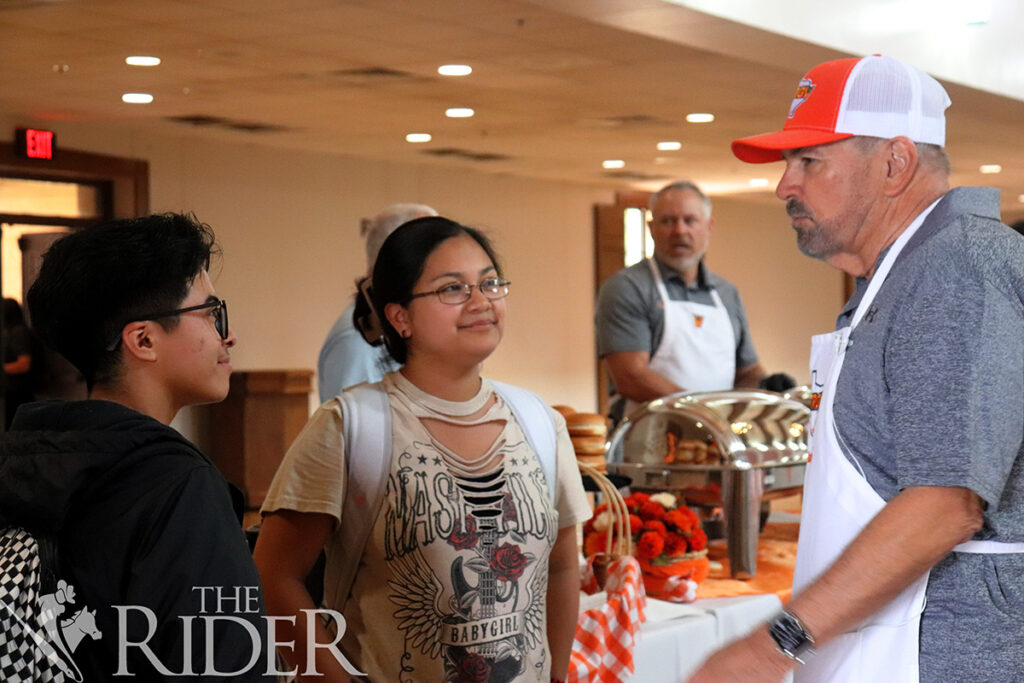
[489,542,528,582]
[448,515,478,551]
[457,652,492,682]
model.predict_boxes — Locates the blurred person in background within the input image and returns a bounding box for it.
[595,180,769,424]
[317,202,437,402]
[3,297,35,428]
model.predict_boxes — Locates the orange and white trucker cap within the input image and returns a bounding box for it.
[732,55,951,163]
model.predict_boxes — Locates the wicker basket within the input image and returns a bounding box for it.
[578,461,632,588]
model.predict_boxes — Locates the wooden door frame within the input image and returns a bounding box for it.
[593,190,652,416]
[0,143,149,219]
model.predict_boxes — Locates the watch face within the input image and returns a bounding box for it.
[769,612,814,660]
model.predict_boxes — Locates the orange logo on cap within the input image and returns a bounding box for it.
[788,78,815,118]
[694,314,704,328]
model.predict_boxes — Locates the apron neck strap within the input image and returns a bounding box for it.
[647,257,672,303]
[849,197,941,330]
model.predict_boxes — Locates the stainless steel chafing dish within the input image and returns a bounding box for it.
[606,389,810,579]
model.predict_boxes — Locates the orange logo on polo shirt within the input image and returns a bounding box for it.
[810,392,821,411]
[694,314,704,328]
[788,78,815,118]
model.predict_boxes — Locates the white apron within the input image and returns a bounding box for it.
[794,206,1024,682]
[623,258,736,416]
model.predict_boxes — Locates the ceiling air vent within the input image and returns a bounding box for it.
[0,0,69,10]
[326,66,422,85]
[222,121,289,133]
[590,114,671,128]
[166,115,290,134]
[330,66,411,78]
[603,170,671,181]
[421,148,511,162]
[166,115,227,127]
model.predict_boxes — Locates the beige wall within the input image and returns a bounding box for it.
[2,118,844,419]
[705,195,844,384]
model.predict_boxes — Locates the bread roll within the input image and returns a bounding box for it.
[551,405,576,418]
[565,412,608,436]
[571,435,607,455]
[575,452,607,473]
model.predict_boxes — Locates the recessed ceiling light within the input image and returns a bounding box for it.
[122,93,153,104]
[445,107,474,118]
[657,141,682,151]
[602,160,625,169]
[438,64,472,77]
[406,133,432,143]
[980,164,1002,174]
[1018,194,1024,203]
[749,178,770,188]
[126,56,161,67]
[686,113,715,123]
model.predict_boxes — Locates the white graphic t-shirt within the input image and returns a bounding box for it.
[263,371,591,682]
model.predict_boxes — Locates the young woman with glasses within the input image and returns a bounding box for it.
[256,216,590,683]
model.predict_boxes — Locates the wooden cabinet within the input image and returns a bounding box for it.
[197,369,313,509]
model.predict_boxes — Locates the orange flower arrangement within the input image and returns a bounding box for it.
[583,491,710,596]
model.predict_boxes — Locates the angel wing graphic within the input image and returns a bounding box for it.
[519,555,549,650]
[388,549,446,659]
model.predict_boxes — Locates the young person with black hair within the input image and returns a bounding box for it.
[256,216,591,682]
[0,213,270,679]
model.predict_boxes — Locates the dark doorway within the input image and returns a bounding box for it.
[0,144,149,426]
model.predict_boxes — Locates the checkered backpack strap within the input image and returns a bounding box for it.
[0,526,73,682]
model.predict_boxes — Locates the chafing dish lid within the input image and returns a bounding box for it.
[607,389,810,470]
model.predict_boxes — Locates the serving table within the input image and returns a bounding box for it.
[576,592,791,682]
[574,517,800,681]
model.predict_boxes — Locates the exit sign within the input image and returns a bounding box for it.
[15,128,56,160]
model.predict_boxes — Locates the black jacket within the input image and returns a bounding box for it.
[0,400,270,680]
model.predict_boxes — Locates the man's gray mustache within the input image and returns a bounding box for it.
[787,199,812,219]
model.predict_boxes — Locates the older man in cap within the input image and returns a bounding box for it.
[690,55,1024,682]
[316,203,436,402]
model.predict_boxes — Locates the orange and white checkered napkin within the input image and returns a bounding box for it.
[569,556,648,682]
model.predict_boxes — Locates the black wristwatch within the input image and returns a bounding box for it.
[767,610,815,664]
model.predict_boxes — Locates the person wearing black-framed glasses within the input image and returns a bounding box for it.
[106,297,230,351]
[0,213,269,680]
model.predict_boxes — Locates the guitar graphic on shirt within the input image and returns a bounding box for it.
[452,526,502,654]
[386,454,550,681]
[448,519,537,681]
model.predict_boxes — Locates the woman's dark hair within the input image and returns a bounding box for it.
[27,212,218,388]
[371,216,502,364]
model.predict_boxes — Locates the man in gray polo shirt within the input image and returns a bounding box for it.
[689,56,1024,682]
[595,180,764,421]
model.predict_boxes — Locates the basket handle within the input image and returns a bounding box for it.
[578,462,633,557]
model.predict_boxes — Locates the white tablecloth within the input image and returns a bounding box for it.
[577,592,791,682]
